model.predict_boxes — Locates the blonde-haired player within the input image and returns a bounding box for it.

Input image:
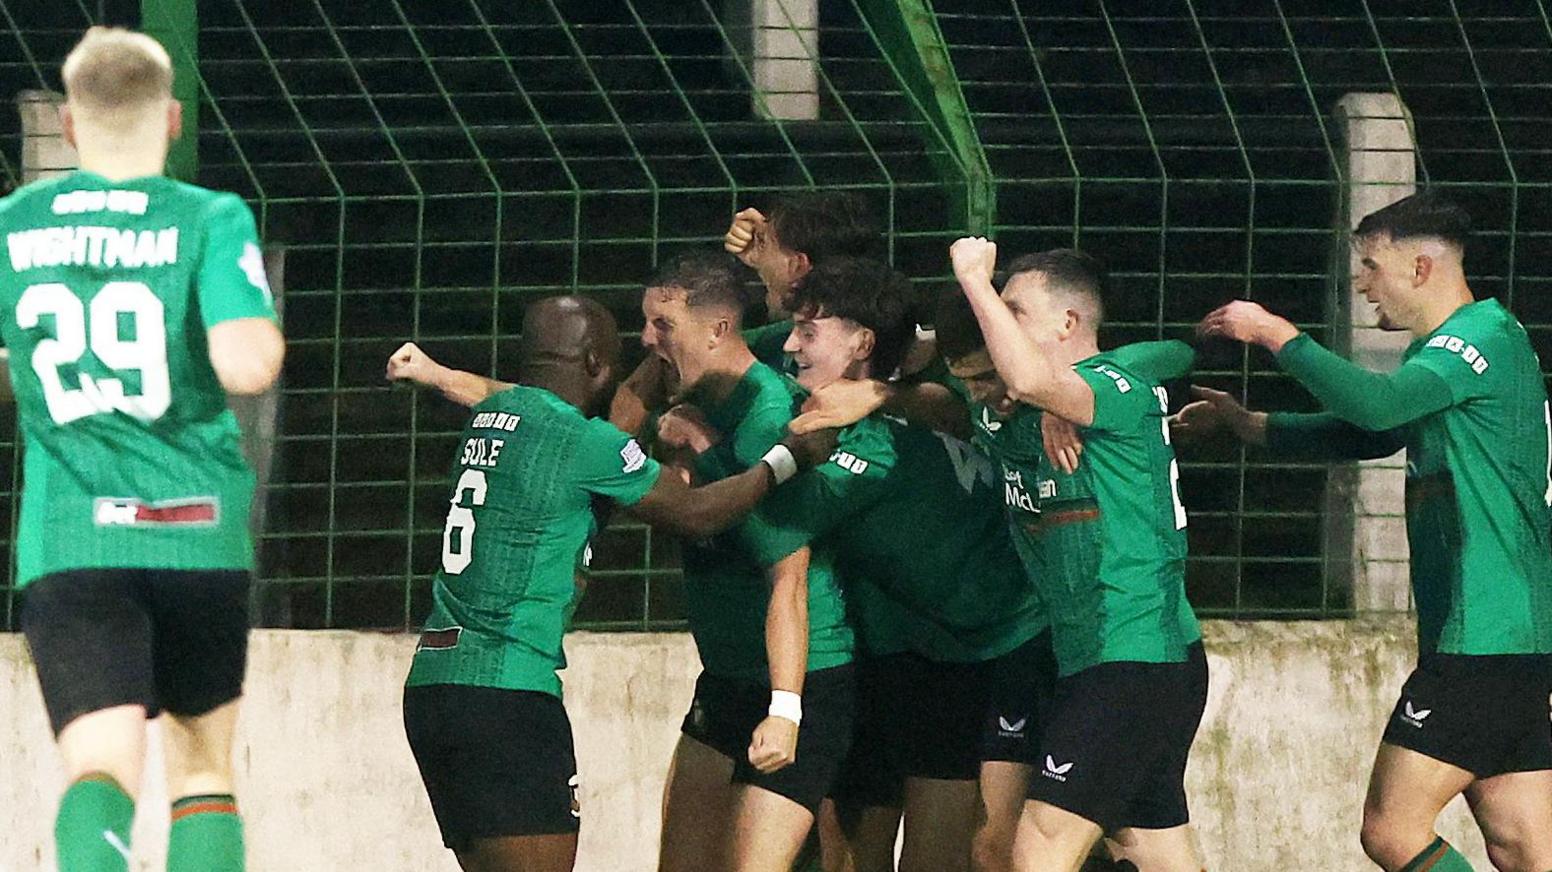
[1,26,283,871]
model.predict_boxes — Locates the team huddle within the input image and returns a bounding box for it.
[1,24,1550,872]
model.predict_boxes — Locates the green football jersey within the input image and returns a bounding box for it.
[406,386,663,697]
[1398,300,1552,655]
[743,319,793,371]
[973,353,1199,675]
[0,171,276,585]
[741,414,1046,663]
[684,362,854,680]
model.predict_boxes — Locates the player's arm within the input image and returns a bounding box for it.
[790,377,970,439]
[1199,301,1455,430]
[1176,385,1404,460]
[209,319,284,395]
[749,545,808,774]
[198,194,285,395]
[609,354,674,438]
[627,428,839,538]
[385,342,512,407]
[952,237,1097,425]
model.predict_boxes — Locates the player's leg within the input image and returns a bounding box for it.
[1104,827,1199,872]
[454,835,578,872]
[827,655,903,872]
[405,685,582,872]
[899,777,977,872]
[1106,644,1208,872]
[162,702,244,872]
[1360,744,1475,870]
[1362,655,1515,871]
[22,570,157,871]
[1011,801,1104,872]
[974,762,1034,872]
[1463,770,1552,872]
[726,663,857,872]
[729,785,818,872]
[891,655,984,872]
[845,805,903,872]
[659,733,737,872]
[1458,656,1552,872]
[976,633,1055,872]
[813,798,861,872]
[150,570,251,872]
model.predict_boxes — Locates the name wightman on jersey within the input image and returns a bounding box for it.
[0,171,277,585]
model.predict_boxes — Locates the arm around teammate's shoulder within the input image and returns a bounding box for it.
[1276,333,1455,431]
[208,317,284,395]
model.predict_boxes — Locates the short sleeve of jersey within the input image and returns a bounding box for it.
[1404,330,1496,405]
[728,403,792,467]
[740,430,892,566]
[573,417,663,507]
[1076,363,1151,432]
[197,194,278,329]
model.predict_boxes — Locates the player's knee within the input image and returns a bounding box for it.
[56,709,147,798]
[971,821,1014,872]
[1481,834,1545,872]
[1357,808,1414,869]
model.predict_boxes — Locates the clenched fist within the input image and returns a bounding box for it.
[386,342,444,388]
[950,236,998,289]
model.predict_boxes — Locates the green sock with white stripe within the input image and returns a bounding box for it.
[55,773,134,872]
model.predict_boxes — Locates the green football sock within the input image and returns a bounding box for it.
[1400,837,1476,872]
[167,794,244,872]
[55,773,134,872]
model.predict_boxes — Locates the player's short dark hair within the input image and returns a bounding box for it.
[1353,191,1472,251]
[768,191,883,262]
[1003,248,1109,329]
[647,251,754,322]
[934,291,986,363]
[789,257,914,377]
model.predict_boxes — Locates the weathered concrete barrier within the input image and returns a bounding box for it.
[0,621,1489,870]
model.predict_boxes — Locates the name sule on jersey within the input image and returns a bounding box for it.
[460,437,504,468]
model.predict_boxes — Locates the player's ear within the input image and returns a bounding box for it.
[167,99,183,141]
[59,105,77,151]
[708,315,732,345]
[1061,307,1081,339]
[789,251,812,283]
[852,326,875,364]
[1413,252,1433,288]
[583,347,604,378]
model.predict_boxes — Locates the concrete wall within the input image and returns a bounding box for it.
[0,622,1488,871]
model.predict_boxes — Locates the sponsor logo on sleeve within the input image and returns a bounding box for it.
[239,241,273,303]
[621,439,647,473]
[1424,334,1489,374]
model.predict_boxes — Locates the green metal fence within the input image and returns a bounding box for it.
[2,1,1551,630]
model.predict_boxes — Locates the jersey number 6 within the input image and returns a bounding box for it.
[442,468,488,575]
[17,281,171,425]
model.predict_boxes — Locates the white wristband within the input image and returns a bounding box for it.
[760,444,798,485]
[768,690,803,725]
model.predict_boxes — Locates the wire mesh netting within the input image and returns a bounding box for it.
[2,0,1551,630]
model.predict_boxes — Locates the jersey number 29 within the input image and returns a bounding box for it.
[18,281,171,424]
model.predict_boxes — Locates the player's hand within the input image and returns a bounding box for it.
[1172,385,1242,443]
[724,207,768,266]
[950,236,998,289]
[1197,301,1300,353]
[1042,414,1084,474]
[782,427,840,472]
[612,355,673,433]
[657,404,720,454]
[789,378,888,434]
[748,715,799,774]
[386,342,444,388]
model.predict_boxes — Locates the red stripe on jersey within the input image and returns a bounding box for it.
[134,502,217,524]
